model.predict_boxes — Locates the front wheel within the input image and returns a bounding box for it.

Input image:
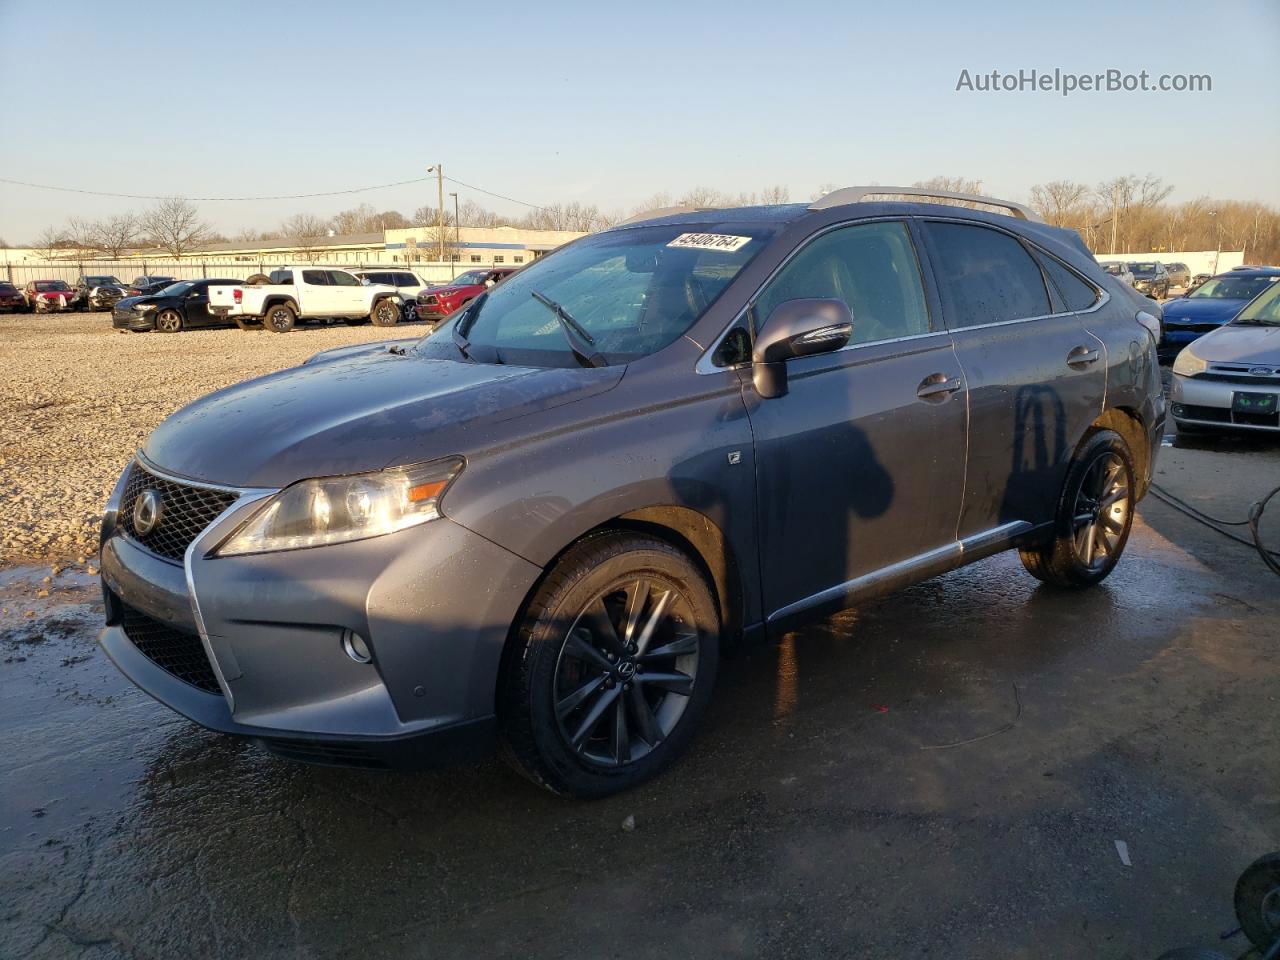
[499,533,720,798]
[370,299,400,327]
[1019,429,1135,588]
[264,303,296,333]
[155,308,183,333]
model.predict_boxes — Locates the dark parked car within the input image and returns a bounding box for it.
[1127,261,1170,299]
[126,275,177,297]
[0,281,26,312]
[415,267,517,323]
[74,274,127,311]
[98,186,1164,797]
[113,278,243,332]
[1159,267,1280,358]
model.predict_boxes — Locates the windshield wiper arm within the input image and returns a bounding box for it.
[530,290,608,368]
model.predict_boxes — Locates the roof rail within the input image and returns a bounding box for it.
[809,185,1043,223]
[616,205,720,226]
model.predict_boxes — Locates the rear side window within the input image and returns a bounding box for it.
[1037,254,1098,312]
[269,270,294,284]
[923,221,1051,327]
[302,270,329,285]
[756,221,930,346]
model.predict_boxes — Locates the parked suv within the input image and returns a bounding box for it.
[351,268,430,321]
[1127,261,1170,299]
[1163,262,1191,289]
[415,267,517,323]
[98,186,1164,797]
[74,275,127,311]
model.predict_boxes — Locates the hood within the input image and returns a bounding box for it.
[116,295,153,310]
[144,352,624,488]
[1162,296,1246,322]
[1192,323,1280,365]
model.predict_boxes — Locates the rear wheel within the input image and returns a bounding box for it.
[500,533,719,798]
[403,302,418,322]
[264,303,296,333]
[1234,852,1280,949]
[1019,429,1135,588]
[370,299,400,327]
[155,309,183,333]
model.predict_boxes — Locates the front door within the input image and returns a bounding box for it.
[745,220,968,621]
[917,219,1105,535]
[327,270,367,315]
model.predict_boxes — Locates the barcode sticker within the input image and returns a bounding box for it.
[666,233,752,252]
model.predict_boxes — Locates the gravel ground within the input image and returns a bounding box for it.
[0,312,427,567]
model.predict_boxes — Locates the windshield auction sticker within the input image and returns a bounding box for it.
[666,233,752,252]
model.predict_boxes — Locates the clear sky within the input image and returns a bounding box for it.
[1,0,1276,242]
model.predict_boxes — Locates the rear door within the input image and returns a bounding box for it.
[745,219,968,621]
[918,218,1105,536]
[300,269,338,316]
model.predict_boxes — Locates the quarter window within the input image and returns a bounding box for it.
[755,221,930,346]
[1038,254,1099,312]
[923,221,1052,327]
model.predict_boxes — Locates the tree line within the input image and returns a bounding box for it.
[23,177,1280,265]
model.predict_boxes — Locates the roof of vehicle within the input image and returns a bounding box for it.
[1228,265,1280,272]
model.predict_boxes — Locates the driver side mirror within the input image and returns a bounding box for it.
[752,298,854,399]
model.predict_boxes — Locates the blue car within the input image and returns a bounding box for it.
[1160,267,1280,358]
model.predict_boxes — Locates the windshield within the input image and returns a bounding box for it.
[1233,280,1280,324]
[34,281,71,292]
[1188,274,1278,300]
[447,271,488,287]
[85,276,120,285]
[1128,262,1158,276]
[1101,263,1126,275]
[429,224,771,367]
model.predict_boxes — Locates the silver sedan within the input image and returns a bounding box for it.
[1170,279,1280,433]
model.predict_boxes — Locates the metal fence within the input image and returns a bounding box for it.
[0,259,494,287]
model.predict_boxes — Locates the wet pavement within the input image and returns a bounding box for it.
[2,433,1278,960]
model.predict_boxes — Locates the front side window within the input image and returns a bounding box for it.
[923,221,1051,327]
[328,271,360,287]
[440,223,772,367]
[755,221,929,346]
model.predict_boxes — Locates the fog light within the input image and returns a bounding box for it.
[342,630,372,663]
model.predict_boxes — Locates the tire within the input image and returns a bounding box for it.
[1234,852,1280,949]
[1018,429,1136,588]
[154,308,183,333]
[264,302,296,333]
[499,532,720,798]
[370,298,400,327]
[403,302,418,322]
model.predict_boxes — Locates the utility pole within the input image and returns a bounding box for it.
[1110,183,1120,255]
[449,191,459,280]
[427,164,445,262]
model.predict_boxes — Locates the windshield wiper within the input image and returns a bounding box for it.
[530,290,608,368]
[1233,317,1280,326]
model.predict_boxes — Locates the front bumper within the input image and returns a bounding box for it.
[113,309,156,330]
[98,461,543,767]
[1169,372,1280,431]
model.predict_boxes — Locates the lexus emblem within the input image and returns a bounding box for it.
[133,489,164,536]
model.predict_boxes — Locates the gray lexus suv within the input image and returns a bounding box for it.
[98,186,1165,797]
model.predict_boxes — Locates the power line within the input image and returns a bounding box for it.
[442,175,605,224]
[0,174,433,202]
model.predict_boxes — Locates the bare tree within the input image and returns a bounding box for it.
[279,213,331,262]
[1029,180,1090,226]
[36,226,68,261]
[759,184,791,205]
[142,197,211,258]
[87,214,142,258]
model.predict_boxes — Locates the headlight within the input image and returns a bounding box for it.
[215,458,463,556]
[1172,348,1207,377]
[135,302,157,311]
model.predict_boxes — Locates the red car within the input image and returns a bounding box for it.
[0,282,26,313]
[415,267,517,323]
[24,279,76,312]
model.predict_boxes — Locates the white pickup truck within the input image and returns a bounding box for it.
[208,267,405,333]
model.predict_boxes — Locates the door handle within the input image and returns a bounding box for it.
[1067,345,1100,367]
[916,373,963,400]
